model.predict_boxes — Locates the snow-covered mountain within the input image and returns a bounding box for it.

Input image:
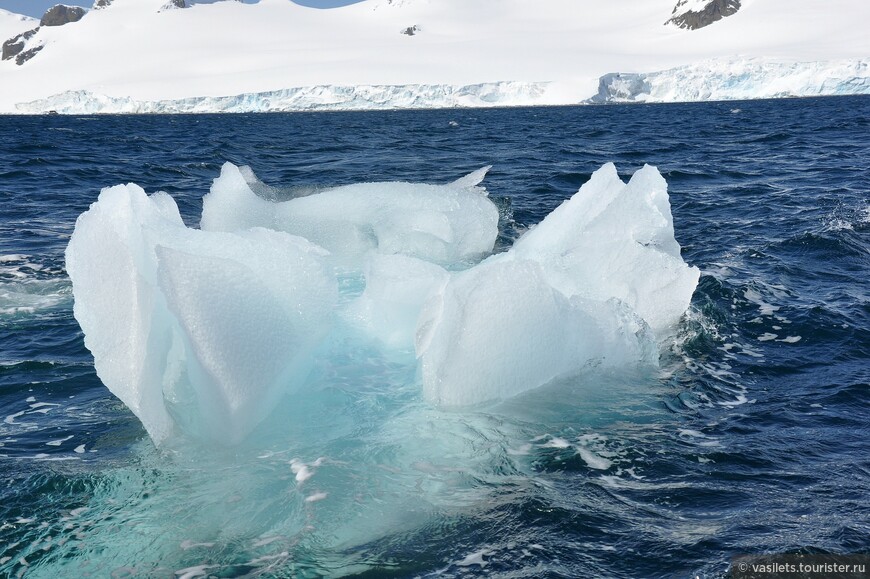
[1,0,868,113]
[0,8,37,45]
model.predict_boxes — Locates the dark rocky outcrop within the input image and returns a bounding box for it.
[2,4,88,65]
[15,45,45,65]
[667,0,740,30]
[2,28,38,62]
[40,4,87,27]
[400,24,419,36]
[93,0,113,9]
[160,0,188,10]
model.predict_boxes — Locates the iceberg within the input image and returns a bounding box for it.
[66,162,699,446]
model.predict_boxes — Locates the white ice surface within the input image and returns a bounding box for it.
[67,162,698,445]
[66,183,337,445]
[418,163,697,407]
[2,0,868,112]
[416,257,659,407]
[349,254,449,350]
[509,163,700,336]
[202,162,499,266]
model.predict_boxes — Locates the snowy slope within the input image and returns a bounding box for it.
[1,0,868,113]
[0,8,37,43]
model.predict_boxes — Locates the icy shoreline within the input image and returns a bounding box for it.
[591,58,870,103]
[12,58,869,115]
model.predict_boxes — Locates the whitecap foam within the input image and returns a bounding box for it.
[0,254,71,317]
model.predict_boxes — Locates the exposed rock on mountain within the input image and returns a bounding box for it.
[0,0,866,112]
[15,45,44,65]
[1,27,37,62]
[161,0,188,10]
[2,5,86,66]
[40,5,87,27]
[667,0,740,30]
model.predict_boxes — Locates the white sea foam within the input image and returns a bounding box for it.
[0,255,71,317]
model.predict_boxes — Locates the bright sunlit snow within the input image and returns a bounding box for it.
[0,8,37,42]
[1,0,868,112]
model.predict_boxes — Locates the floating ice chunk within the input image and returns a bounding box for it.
[201,163,499,265]
[46,435,73,446]
[511,163,699,336]
[66,185,180,444]
[66,183,337,445]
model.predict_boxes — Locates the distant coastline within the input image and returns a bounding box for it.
[8,58,869,115]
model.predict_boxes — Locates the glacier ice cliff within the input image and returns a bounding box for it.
[591,58,870,103]
[17,58,869,114]
[17,81,553,114]
[66,162,698,446]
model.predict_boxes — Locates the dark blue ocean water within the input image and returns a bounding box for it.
[1,97,868,578]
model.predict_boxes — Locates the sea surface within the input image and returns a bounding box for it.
[1,97,868,578]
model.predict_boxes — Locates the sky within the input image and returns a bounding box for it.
[1,0,362,18]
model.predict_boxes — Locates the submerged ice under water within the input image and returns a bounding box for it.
[2,98,868,578]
